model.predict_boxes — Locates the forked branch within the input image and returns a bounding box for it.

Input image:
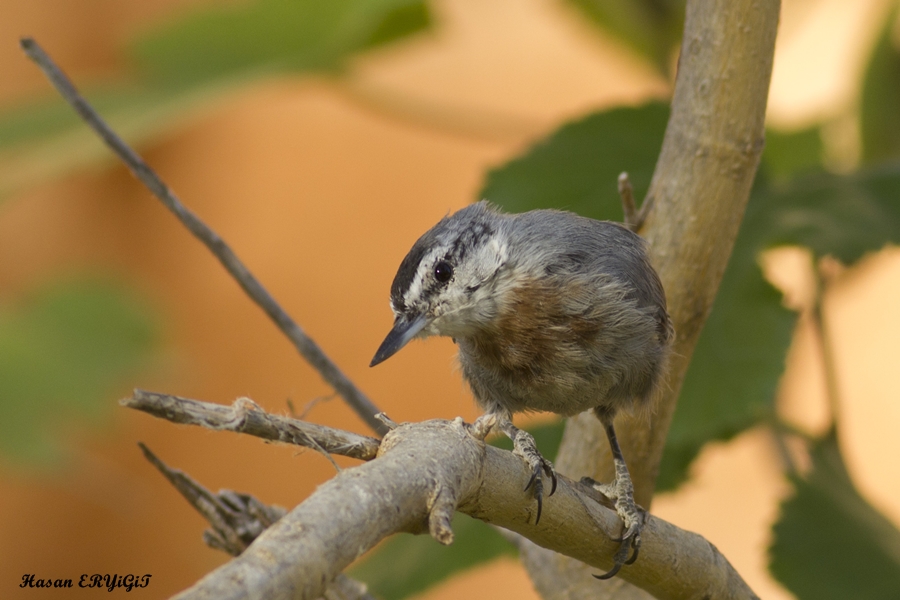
[122,393,757,600]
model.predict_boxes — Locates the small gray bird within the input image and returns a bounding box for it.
[370,201,673,578]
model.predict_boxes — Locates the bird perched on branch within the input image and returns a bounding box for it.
[370,200,673,578]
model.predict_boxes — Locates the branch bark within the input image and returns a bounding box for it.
[122,390,380,461]
[121,390,756,600]
[534,0,781,596]
[122,392,755,600]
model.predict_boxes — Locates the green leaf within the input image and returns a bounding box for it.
[663,160,900,489]
[480,103,795,492]
[0,279,157,464]
[479,104,900,494]
[761,126,825,182]
[132,0,431,86]
[761,163,900,264]
[656,174,797,491]
[480,102,670,221]
[769,433,900,599]
[563,0,685,73]
[349,513,515,600]
[0,0,430,200]
[860,6,900,164]
[0,82,240,198]
[658,250,794,490]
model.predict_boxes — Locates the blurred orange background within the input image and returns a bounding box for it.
[1,1,899,598]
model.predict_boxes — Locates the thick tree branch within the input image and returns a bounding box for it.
[122,395,756,599]
[540,0,781,596]
[19,38,387,436]
[139,417,754,600]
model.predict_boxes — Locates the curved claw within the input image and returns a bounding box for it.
[613,519,642,543]
[547,464,558,496]
[593,562,622,580]
[526,460,557,494]
[523,462,555,524]
[625,539,640,565]
[534,486,543,525]
[594,531,634,579]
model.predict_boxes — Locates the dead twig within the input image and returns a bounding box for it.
[122,390,380,461]
[19,37,387,436]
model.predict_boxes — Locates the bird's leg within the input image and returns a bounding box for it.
[474,410,557,524]
[582,409,646,579]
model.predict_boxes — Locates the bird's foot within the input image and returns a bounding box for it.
[501,423,557,525]
[581,475,646,579]
[468,413,498,441]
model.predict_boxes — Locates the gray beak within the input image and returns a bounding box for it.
[370,315,427,367]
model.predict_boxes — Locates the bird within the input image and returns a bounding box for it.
[370,201,673,578]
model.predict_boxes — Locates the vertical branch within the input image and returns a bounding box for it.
[526,0,781,597]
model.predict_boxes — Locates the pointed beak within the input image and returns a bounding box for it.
[370,314,428,367]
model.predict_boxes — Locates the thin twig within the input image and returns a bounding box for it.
[811,259,842,438]
[618,172,639,230]
[618,171,655,232]
[122,390,381,461]
[138,443,375,600]
[139,442,287,555]
[20,37,387,436]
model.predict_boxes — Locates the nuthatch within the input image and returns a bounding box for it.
[370,201,673,578]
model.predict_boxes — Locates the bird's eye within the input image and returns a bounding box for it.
[434,261,453,283]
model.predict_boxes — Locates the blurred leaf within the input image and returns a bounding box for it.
[661,160,900,488]
[860,6,900,164]
[481,103,670,220]
[0,81,242,198]
[0,0,430,199]
[0,279,157,464]
[656,204,795,489]
[761,126,825,181]
[360,2,431,48]
[350,513,515,600]
[132,0,431,86]
[564,0,684,73]
[480,103,794,492]
[770,433,900,599]
[762,162,900,264]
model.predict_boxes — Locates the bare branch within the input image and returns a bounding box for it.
[19,37,387,436]
[125,398,754,597]
[544,0,781,595]
[121,390,380,461]
[138,443,375,600]
[168,419,757,600]
[139,442,287,556]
